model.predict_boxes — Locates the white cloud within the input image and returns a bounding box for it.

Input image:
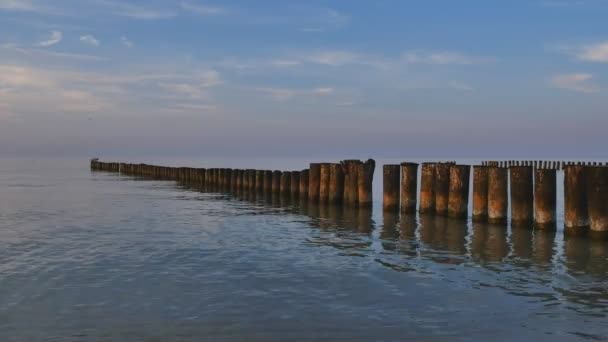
[307,51,361,66]
[94,0,177,19]
[255,86,336,101]
[576,41,608,62]
[551,73,599,93]
[199,69,222,87]
[37,31,62,47]
[120,36,133,48]
[159,83,209,99]
[80,35,100,47]
[403,51,492,65]
[1,43,105,61]
[180,1,225,15]
[0,0,35,11]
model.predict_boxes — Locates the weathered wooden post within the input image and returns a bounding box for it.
[328,164,344,204]
[488,166,508,224]
[299,169,309,198]
[586,166,608,239]
[242,169,249,191]
[308,163,321,202]
[434,163,451,216]
[448,165,470,219]
[510,166,534,226]
[263,170,273,193]
[230,169,237,192]
[225,169,233,190]
[290,171,300,196]
[272,171,281,193]
[256,170,264,193]
[420,163,436,214]
[319,163,331,203]
[383,164,400,211]
[358,159,376,208]
[248,169,256,191]
[280,171,291,195]
[400,162,418,214]
[564,165,589,235]
[341,160,360,206]
[534,168,556,229]
[473,166,489,222]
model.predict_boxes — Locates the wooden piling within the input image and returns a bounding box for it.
[420,163,436,214]
[299,169,309,198]
[290,171,300,196]
[510,166,534,226]
[319,163,331,203]
[448,165,470,219]
[328,164,344,204]
[272,171,282,193]
[308,163,321,202]
[473,166,489,222]
[358,159,376,208]
[280,171,291,195]
[488,166,508,224]
[383,164,400,211]
[248,169,256,191]
[255,170,264,193]
[434,163,451,216]
[400,162,418,214]
[263,170,273,193]
[534,168,556,229]
[341,160,360,206]
[564,165,589,235]
[586,166,608,239]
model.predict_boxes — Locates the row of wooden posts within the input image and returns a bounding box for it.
[482,160,607,170]
[382,162,607,239]
[90,159,376,207]
[90,159,607,239]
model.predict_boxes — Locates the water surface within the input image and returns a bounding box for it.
[0,158,606,341]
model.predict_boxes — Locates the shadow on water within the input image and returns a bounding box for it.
[176,179,608,317]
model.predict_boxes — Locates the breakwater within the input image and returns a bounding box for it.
[91,158,607,240]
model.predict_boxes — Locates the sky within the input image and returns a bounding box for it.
[0,0,607,158]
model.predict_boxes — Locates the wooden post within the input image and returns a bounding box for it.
[400,162,418,214]
[448,165,470,219]
[308,163,321,202]
[328,164,344,204]
[263,170,273,193]
[290,171,300,196]
[299,169,309,198]
[534,168,556,229]
[434,163,451,216]
[473,166,489,222]
[280,171,291,195]
[383,164,400,211]
[586,166,608,239]
[564,165,589,235]
[256,170,264,193]
[341,160,360,206]
[510,166,534,227]
[420,163,436,214]
[488,166,508,224]
[319,163,331,203]
[272,171,282,193]
[358,159,376,208]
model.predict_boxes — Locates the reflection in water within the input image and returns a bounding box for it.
[186,182,608,325]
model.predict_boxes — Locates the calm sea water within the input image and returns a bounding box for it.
[0,158,606,341]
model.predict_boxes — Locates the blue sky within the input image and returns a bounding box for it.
[0,0,607,158]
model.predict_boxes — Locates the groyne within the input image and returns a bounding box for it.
[91,158,607,240]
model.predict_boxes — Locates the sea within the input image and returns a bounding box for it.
[1,157,606,341]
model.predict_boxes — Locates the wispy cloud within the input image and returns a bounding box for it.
[37,30,62,47]
[403,51,493,65]
[180,1,226,15]
[120,36,133,48]
[80,35,100,47]
[94,0,177,19]
[300,7,349,33]
[254,86,335,101]
[1,43,105,61]
[576,41,608,62]
[551,73,599,93]
[0,0,35,11]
